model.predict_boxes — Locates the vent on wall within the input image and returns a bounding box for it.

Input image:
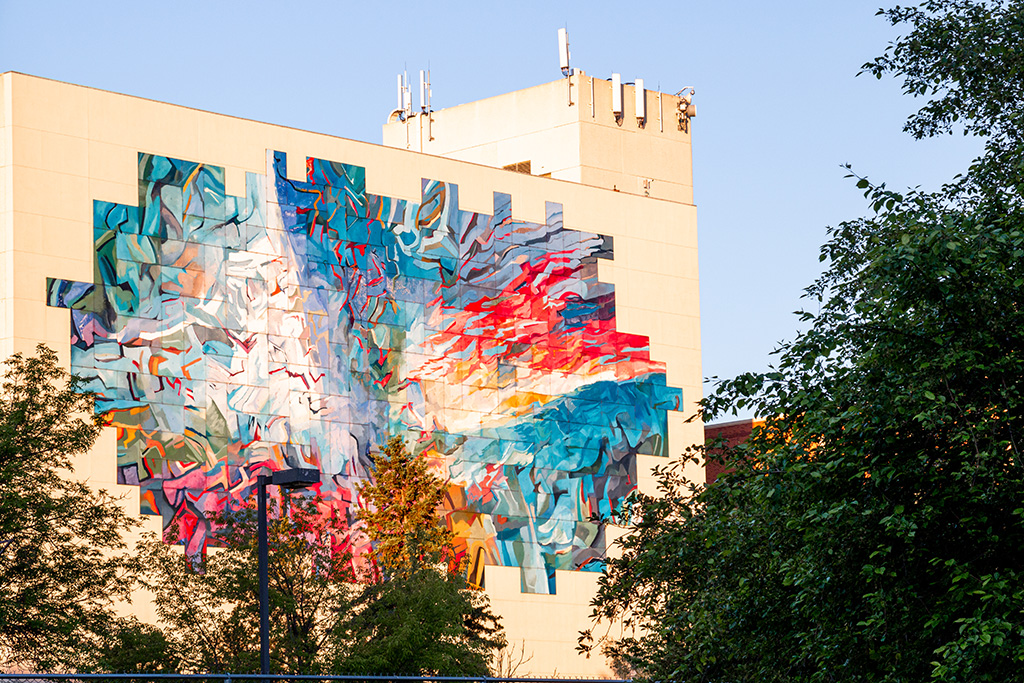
[502,160,532,174]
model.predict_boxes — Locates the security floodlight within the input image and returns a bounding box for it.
[674,87,697,132]
[257,466,319,674]
[271,467,320,490]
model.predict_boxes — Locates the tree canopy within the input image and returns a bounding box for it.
[357,435,458,580]
[342,436,506,676]
[0,345,140,670]
[138,437,505,676]
[863,0,1024,201]
[583,2,1024,681]
[141,493,355,674]
[338,561,505,676]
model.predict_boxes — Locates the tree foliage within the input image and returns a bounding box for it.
[584,2,1024,681]
[142,493,355,674]
[863,0,1024,200]
[140,438,505,676]
[338,563,505,676]
[0,344,140,670]
[357,435,457,579]
[342,436,506,676]
[87,618,180,674]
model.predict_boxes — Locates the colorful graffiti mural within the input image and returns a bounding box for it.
[46,150,681,594]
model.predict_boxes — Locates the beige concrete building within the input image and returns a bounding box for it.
[383,74,694,203]
[0,71,701,676]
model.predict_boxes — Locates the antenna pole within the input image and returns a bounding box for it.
[403,69,411,148]
[558,27,573,106]
[427,68,434,141]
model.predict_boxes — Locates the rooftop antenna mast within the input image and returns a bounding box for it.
[399,68,412,147]
[388,68,430,145]
[558,27,573,106]
[402,67,412,118]
[420,67,434,140]
[419,69,428,112]
[611,73,622,123]
[417,67,435,149]
[389,73,407,123]
[635,77,646,127]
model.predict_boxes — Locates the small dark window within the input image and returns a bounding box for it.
[502,160,532,174]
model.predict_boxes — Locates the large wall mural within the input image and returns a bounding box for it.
[46,151,681,594]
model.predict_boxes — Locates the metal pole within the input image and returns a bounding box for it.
[258,474,270,675]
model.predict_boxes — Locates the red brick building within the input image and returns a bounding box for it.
[704,419,762,484]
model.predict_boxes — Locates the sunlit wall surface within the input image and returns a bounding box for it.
[46,150,682,594]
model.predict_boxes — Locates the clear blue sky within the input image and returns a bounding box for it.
[0,0,981,419]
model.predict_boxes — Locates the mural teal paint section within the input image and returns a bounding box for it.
[46,150,682,594]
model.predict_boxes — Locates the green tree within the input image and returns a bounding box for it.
[339,562,505,676]
[863,0,1024,202]
[583,2,1024,681]
[357,435,457,579]
[141,437,508,676]
[140,526,260,674]
[0,344,140,670]
[88,617,180,673]
[142,493,355,674]
[338,436,506,675]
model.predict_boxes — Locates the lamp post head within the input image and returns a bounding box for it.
[270,468,320,490]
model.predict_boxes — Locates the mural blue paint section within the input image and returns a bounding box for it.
[46,150,682,594]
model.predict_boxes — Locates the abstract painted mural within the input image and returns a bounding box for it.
[46,150,681,594]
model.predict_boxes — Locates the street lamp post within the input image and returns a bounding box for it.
[256,467,320,675]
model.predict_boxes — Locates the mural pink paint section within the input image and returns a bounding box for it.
[46,150,682,593]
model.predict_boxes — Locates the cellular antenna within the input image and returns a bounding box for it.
[402,70,412,117]
[635,78,646,127]
[424,67,434,141]
[558,27,575,106]
[558,27,571,76]
[388,73,409,123]
[611,73,622,121]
